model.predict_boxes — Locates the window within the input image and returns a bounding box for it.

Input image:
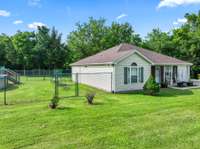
[131,68,137,83]
[131,62,137,66]
[124,66,144,84]
[164,66,172,84]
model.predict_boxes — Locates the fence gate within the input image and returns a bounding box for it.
[54,72,113,98]
[54,73,78,98]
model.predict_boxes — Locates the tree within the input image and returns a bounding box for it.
[143,28,176,56]
[67,17,108,61]
[67,18,142,61]
[0,34,16,68]
[0,34,9,66]
[171,11,200,77]
[48,27,68,69]
[12,31,36,69]
[33,26,50,69]
[34,26,68,69]
[105,22,141,47]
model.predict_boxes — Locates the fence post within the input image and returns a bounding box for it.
[4,76,7,105]
[111,72,113,93]
[39,69,41,77]
[54,75,59,99]
[75,73,79,96]
[43,70,45,80]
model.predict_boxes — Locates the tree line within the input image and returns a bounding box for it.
[0,11,200,77]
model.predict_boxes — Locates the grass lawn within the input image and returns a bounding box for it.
[1,77,200,149]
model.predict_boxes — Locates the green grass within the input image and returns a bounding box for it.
[1,77,200,149]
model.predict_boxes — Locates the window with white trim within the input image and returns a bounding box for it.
[131,67,137,83]
[124,66,144,84]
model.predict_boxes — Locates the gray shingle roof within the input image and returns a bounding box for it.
[70,43,192,66]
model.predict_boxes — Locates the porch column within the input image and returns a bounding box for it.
[173,66,178,83]
[161,66,164,84]
[151,66,155,78]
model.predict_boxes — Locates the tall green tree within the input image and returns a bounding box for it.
[67,17,108,61]
[48,27,68,68]
[143,28,176,57]
[12,31,36,69]
[67,18,142,61]
[34,26,68,69]
[171,11,200,77]
[0,34,8,66]
[34,26,50,69]
[0,34,16,68]
[105,22,141,47]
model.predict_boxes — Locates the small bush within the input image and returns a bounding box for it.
[86,92,95,104]
[198,74,200,80]
[143,75,160,96]
[49,97,59,109]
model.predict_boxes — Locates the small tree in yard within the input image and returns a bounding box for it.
[143,75,160,96]
[49,97,59,109]
[86,92,95,105]
[49,75,59,109]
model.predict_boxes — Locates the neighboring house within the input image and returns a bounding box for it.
[70,43,192,92]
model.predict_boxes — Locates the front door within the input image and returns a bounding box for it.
[165,66,172,85]
[155,66,161,84]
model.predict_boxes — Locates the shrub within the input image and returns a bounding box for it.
[143,75,160,96]
[198,74,200,80]
[86,92,95,104]
[49,97,59,109]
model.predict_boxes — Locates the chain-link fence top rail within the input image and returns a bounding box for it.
[14,69,71,76]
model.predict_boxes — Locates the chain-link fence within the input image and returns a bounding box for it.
[53,73,77,99]
[14,69,71,76]
[55,72,113,98]
[0,72,112,105]
[0,76,54,105]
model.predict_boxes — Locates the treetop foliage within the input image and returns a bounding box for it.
[67,17,141,61]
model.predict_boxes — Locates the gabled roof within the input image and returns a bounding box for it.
[70,43,192,66]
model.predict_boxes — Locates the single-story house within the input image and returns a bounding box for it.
[70,43,192,92]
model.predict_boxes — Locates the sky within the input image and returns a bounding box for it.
[0,0,200,40]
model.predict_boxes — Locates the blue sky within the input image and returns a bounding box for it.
[1,0,200,39]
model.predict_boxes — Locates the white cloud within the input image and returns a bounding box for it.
[13,20,23,25]
[0,10,10,17]
[28,0,41,7]
[157,0,200,8]
[116,13,128,20]
[177,18,187,23]
[173,21,179,25]
[173,18,187,25]
[28,22,46,29]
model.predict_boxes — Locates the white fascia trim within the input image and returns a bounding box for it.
[71,62,113,66]
[153,63,193,66]
[113,50,154,65]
